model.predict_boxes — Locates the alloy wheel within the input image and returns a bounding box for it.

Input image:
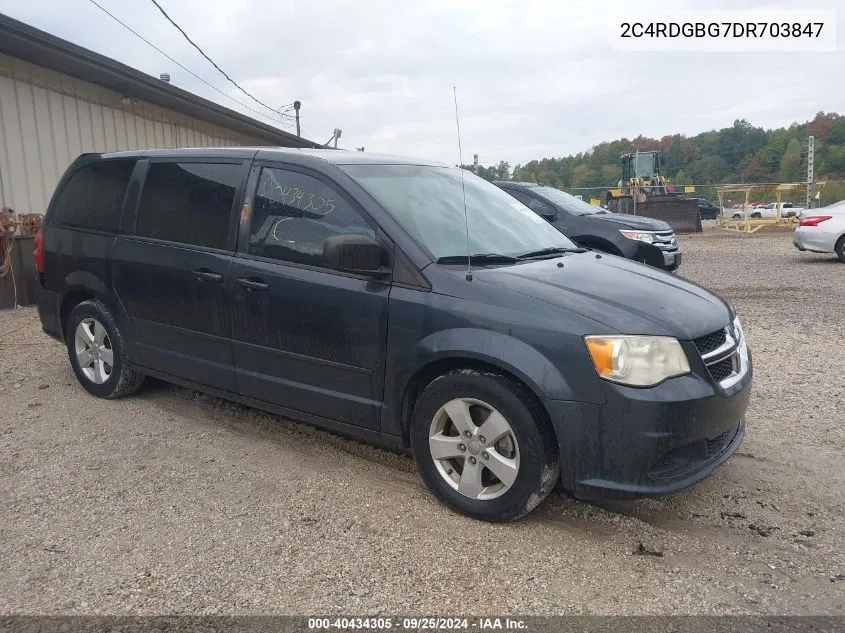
[428,398,521,500]
[74,318,114,384]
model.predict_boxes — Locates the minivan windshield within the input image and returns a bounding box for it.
[341,164,578,260]
[531,186,607,216]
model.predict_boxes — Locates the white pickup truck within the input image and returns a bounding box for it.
[731,202,804,219]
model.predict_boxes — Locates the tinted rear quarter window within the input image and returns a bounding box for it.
[52,159,137,232]
[135,162,242,250]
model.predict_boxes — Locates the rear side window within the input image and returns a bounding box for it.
[53,160,136,232]
[135,162,242,250]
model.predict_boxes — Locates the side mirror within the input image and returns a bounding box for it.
[323,234,389,277]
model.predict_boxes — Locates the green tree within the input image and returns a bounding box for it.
[689,155,729,184]
[571,164,594,189]
[739,154,766,183]
[462,112,840,191]
[496,161,511,181]
[826,119,845,145]
[823,145,845,173]
[600,164,618,184]
[779,138,803,182]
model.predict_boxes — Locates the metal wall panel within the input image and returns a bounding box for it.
[0,54,271,213]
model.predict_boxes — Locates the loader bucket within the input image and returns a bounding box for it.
[607,195,702,233]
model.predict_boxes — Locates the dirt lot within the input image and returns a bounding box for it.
[1,225,843,616]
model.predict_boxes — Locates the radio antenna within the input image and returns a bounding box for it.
[453,86,472,281]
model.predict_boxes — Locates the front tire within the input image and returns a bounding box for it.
[410,369,559,522]
[66,300,145,399]
[835,235,845,263]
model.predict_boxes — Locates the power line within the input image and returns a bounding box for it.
[147,0,289,120]
[298,126,326,147]
[86,0,295,129]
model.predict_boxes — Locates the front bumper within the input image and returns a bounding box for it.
[639,242,682,271]
[662,249,682,271]
[543,355,752,501]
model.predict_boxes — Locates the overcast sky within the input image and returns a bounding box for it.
[2,0,843,165]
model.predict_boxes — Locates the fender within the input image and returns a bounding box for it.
[61,270,137,355]
[63,270,111,300]
[574,235,630,258]
[382,327,578,440]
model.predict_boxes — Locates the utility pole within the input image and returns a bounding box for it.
[806,135,815,209]
[324,129,342,148]
[293,101,301,137]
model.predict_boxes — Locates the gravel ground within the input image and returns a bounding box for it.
[0,224,843,616]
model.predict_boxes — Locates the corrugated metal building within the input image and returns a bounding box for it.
[0,12,320,215]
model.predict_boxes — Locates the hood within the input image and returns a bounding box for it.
[591,213,672,231]
[472,253,731,339]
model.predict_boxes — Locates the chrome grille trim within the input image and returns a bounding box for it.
[700,329,738,362]
[717,336,748,389]
[652,230,678,251]
[698,321,748,389]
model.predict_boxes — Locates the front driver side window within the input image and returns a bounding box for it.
[249,167,375,268]
[508,189,555,217]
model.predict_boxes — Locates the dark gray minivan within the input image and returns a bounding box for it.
[35,148,752,522]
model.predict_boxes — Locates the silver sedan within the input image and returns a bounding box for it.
[794,201,845,262]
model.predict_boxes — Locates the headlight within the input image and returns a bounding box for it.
[619,230,656,244]
[584,335,690,387]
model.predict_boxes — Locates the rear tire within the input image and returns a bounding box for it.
[66,300,145,399]
[835,235,845,263]
[409,369,559,522]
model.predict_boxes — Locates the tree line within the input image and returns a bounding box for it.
[463,112,845,205]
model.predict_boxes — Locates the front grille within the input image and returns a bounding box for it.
[693,323,746,387]
[707,357,735,382]
[693,329,727,356]
[653,230,678,252]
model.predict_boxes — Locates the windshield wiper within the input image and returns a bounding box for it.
[516,246,587,259]
[436,253,520,264]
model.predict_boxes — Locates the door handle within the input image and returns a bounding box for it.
[193,269,223,283]
[236,277,270,291]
